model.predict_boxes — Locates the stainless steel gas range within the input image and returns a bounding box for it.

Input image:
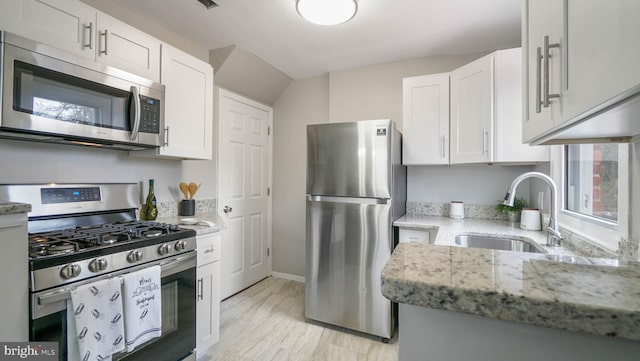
[0,183,197,361]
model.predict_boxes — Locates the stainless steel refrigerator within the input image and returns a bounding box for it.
[305,119,406,340]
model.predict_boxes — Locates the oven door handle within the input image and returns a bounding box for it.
[129,85,141,141]
[37,252,196,306]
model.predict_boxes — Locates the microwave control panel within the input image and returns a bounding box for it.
[138,95,161,134]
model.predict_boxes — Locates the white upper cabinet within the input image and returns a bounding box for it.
[95,13,161,82]
[402,73,450,165]
[563,0,640,122]
[137,43,213,160]
[451,48,548,164]
[522,0,640,144]
[522,0,565,143]
[0,0,161,82]
[450,54,493,163]
[0,0,96,59]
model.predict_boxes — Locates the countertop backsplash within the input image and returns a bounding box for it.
[137,198,217,219]
[406,201,508,220]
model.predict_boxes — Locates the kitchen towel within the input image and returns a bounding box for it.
[122,265,162,352]
[69,277,125,361]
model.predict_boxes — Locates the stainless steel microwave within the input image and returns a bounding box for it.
[0,31,164,150]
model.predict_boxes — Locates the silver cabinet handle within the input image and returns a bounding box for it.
[223,206,232,213]
[164,126,169,147]
[204,247,215,254]
[83,22,93,49]
[197,278,203,300]
[129,86,140,141]
[441,135,446,158]
[535,46,543,113]
[482,128,488,155]
[99,29,108,55]
[543,35,560,108]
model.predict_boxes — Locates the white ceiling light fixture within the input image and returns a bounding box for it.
[296,0,358,26]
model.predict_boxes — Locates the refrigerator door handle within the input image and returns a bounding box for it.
[306,195,389,205]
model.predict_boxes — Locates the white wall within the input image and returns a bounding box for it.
[328,54,486,127]
[0,139,215,203]
[272,75,329,277]
[408,166,535,205]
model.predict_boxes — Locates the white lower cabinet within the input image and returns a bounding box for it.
[196,232,221,357]
[399,228,431,244]
[0,212,29,342]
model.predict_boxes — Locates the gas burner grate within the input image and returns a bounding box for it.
[27,220,186,259]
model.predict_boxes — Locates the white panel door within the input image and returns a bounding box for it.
[218,89,272,300]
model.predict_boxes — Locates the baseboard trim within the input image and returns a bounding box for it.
[271,271,305,283]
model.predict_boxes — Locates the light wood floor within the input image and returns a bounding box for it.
[203,277,399,361]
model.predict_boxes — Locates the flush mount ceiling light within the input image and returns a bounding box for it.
[296,0,358,26]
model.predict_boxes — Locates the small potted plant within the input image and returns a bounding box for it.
[495,197,529,223]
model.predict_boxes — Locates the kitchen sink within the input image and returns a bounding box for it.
[454,234,544,253]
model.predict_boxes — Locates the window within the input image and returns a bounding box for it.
[550,143,629,252]
[566,144,619,223]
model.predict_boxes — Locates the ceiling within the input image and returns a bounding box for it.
[112,0,522,79]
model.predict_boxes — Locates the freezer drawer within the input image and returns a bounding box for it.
[305,196,394,339]
[307,120,394,199]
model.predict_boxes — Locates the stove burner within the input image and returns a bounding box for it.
[30,244,49,257]
[32,235,51,243]
[100,233,131,245]
[143,230,163,238]
[48,244,76,255]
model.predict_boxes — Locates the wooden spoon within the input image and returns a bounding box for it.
[188,183,200,199]
[179,182,190,200]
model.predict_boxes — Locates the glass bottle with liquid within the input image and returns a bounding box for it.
[143,179,158,220]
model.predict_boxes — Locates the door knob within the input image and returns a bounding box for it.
[223,206,232,213]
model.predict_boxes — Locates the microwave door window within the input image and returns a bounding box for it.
[13,61,130,131]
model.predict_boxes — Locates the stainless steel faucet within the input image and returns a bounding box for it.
[504,172,562,247]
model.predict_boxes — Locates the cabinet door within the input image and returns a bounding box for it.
[0,213,29,342]
[522,0,565,142]
[564,0,640,121]
[0,0,95,59]
[96,13,161,82]
[196,261,220,356]
[402,74,450,165]
[450,54,493,164]
[157,43,214,159]
[494,48,549,163]
[398,228,430,244]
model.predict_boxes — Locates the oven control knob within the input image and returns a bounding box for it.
[174,240,188,251]
[158,243,172,255]
[60,264,81,279]
[127,250,143,263]
[88,258,108,273]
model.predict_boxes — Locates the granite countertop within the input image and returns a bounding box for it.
[156,212,223,236]
[385,215,640,341]
[0,202,31,215]
[394,214,576,256]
